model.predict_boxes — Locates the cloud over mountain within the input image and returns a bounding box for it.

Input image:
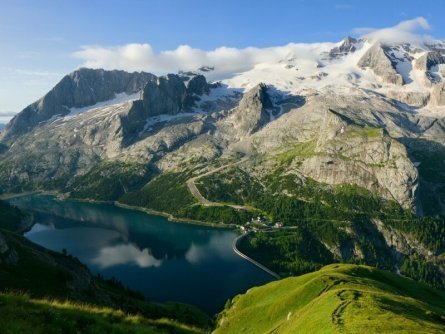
[352,16,433,46]
[73,17,436,80]
[73,42,330,81]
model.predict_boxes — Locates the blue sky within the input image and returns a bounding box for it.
[0,0,443,121]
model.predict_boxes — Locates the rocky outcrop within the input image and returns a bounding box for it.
[219,84,272,138]
[414,51,445,72]
[1,68,155,140]
[119,74,211,146]
[329,36,358,58]
[141,74,212,117]
[0,60,443,214]
[142,74,187,116]
[429,82,445,106]
[184,75,211,107]
[263,105,419,209]
[0,74,216,188]
[299,138,418,209]
[414,52,445,86]
[373,219,437,259]
[358,43,404,85]
[386,91,430,108]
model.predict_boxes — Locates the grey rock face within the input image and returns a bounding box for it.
[414,52,445,85]
[243,89,421,210]
[329,36,358,58]
[184,75,211,108]
[3,58,445,215]
[430,82,445,106]
[120,74,211,145]
[186,75,211,96]
[301,111,418,208]
[218,84,272,138]
[414,51,445,72]
[386,91,430,108]
[141,74,212,117]
[2,68,155,140]
[373,219,439,261]
[357,43,404,85]
[142,74,187,117]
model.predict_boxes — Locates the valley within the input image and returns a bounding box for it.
[2,13,445,332]
[8,194,273,315]
[2,43,445,291]
[0,199,212,333]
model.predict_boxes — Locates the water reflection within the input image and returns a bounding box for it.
[92,243,162,269]
[12,195,273,315]
[13,195,131,239]
[26,226,122,257]
[25,222,54,235]
[185,232,236,264]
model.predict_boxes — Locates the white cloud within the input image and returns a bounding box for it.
[352,16,433,46]
[71,17,439,81]
[92,243,162,269]
[395,17,431,31]
[73,43,155,72]
[73,41,333,81]
[185,233,236,264]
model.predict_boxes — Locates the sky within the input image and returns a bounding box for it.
[0,0,443,123]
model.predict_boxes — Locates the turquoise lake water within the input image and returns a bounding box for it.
[9,195,273,314]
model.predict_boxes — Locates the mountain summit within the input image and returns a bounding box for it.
[2,68,155,140]
[1,37,444,208]
[1,37,445,289]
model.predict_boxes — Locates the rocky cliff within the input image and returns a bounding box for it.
[2,37,445,293]
[357,42,404,85]
[1,68,155,140]
[2,38,445,213]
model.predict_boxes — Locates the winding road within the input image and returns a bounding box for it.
[186,157,250,210]
[186,156,282,280]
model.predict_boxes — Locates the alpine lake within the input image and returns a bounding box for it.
[9,194,273,315]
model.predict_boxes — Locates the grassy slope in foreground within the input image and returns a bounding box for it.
[0,292,201,334]
[215,264,445,334]
[0,199,211,333]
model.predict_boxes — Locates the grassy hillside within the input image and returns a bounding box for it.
[0,200,211,333]
[196,165,445,290]
[0,292,202,334]
[69,161,155,201]
[215,264,445,334]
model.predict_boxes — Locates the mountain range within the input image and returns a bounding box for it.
[2,37,445,209]
[1,36,445,297]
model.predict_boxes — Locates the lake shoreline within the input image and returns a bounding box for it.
[3,190,239,231]
[114,201,237,230]
[0,191,42,200]
[11,193,273,315]
[4,192,283,284]
[6,191,282,280]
